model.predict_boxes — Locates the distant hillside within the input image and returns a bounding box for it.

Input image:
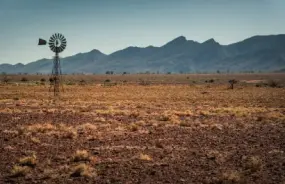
[1,34,285,74]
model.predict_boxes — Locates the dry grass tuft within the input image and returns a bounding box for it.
[159,115,171,121]
[70,163,96,178]
[129,111,140,118]
[243,156,263,172]
[73,150,90,162]
[30,137,41,144]
[128,123,139,132]
[57,124,78,139]
[19,154,37,168]
[159,113,180,124]
[139,153,152,161]
[220,170,243,183]
[10,166,30,177]
[23,123,77,139]
[3,130,19,135]
[61,128,78,139]
[26,123,56,133]
[79,123,97,131]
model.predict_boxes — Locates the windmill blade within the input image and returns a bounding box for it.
[60,46,65,51]
[52,34,57,39]
[50,46,55,51]
[49,37,55,42]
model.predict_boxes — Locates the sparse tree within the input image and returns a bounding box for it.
[21,77,28,82]
[1,73,10,84]
[40,78,46,85]
[104,79,111,83]
[106,71,114,75]
[229,79,237,89]
[267,80,280,88]
[49,77,54,85]
[79,79,86,85]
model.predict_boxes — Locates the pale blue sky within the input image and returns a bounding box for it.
[0,0,284,64]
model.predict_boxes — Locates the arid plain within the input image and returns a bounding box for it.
[0,74,285,183]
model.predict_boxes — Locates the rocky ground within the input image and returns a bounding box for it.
[0,81,285,183]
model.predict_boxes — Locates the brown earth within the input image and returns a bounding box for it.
[0,75,285,183]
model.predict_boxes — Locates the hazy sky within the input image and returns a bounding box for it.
[0,0,284,64]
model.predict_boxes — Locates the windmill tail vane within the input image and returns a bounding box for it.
[38,33,67,97]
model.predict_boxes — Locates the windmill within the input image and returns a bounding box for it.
[38,33,67,96]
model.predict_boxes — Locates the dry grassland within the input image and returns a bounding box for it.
[0,74,285,183]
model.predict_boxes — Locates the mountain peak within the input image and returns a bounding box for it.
[90,49,105,55]
[202,38,219,45]
[164,36,187,46]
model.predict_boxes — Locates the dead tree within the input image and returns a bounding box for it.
[1,73,10,84]
[228,79,237,89]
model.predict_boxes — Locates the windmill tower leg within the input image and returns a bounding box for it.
[53,52,61,96]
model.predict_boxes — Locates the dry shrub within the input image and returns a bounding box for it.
[41,169,56,179]
[26,123,56,133]
[138,79,151,86]
[169,114,180,124]
[179,122,191,127]
[19,154,37,168]
[129,111,140,118]
[77,123,97,133]
[73,150,90,162]
[61,128,77,139]
[136,120,145,126]
[128,123,139,132]
[267,80,280,88]
[3,130,19,136]
[159,112,180,124]
[243,156,263,172]
[24,123,78,139]
[30,137,41,144]
[58,124,78,139]
[139,153,152,161]
[20,77,28,82]
[10,166,30,177]
[220,170,243,183]
[159,114,170,121]
[210,123,223,131]
[70,164,95,178]
[93,117,106,122]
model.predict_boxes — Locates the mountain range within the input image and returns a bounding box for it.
[1,34,285,74]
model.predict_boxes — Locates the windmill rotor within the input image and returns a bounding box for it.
[48,33,67,53]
